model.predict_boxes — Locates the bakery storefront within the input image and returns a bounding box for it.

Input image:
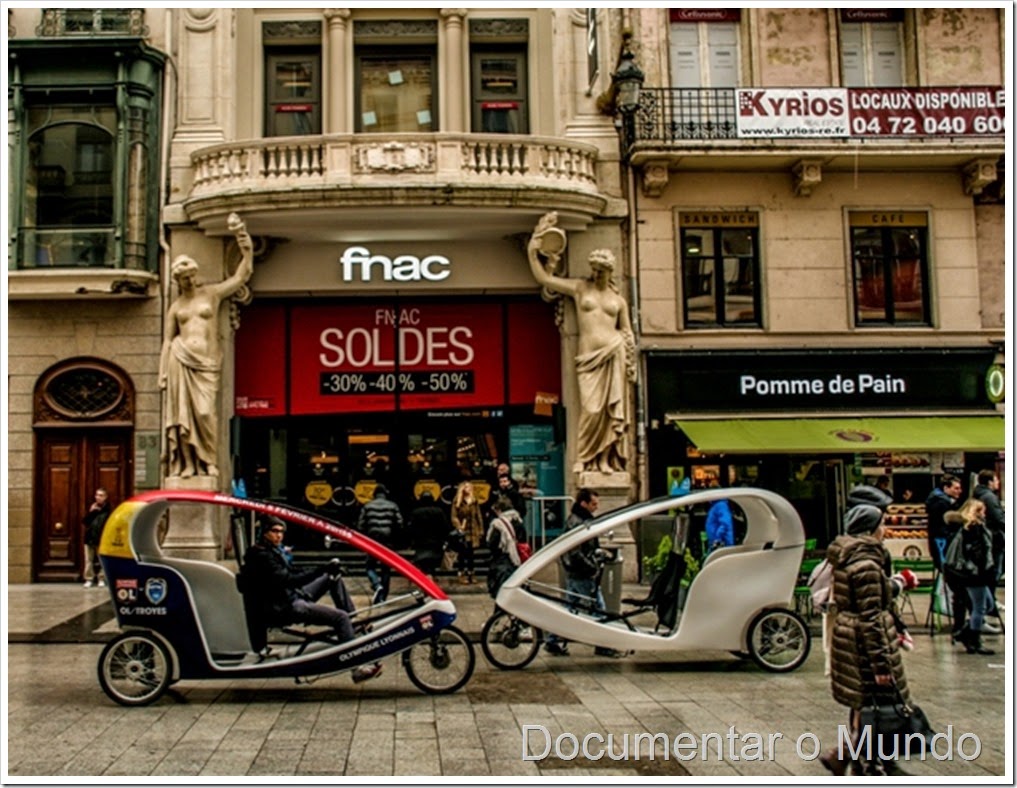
[232,239,565,548]
[646,348,1006,552]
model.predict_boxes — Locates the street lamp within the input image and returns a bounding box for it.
[612,47,644,158]
[612,48,644,115]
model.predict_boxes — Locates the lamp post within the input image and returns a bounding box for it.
[612,47,644,156]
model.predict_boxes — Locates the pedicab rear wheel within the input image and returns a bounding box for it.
[98,632,172,706]
[402,624,475,694]
[481,609,542,670]
[746,608,811,673]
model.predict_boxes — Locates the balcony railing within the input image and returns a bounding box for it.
[633,88,738,142]
[37,9,148,37]
[628,86,1006,147]
[188,133,600,200]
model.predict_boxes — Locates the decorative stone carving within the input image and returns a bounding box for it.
[262,20,322,40]
[792,159,823,197]
[527,212,636,477]
[641,162,670,197]
[963,158,999,196]
[469,18,529,39]
[354,19,438,39]
[159,213,253,478]
[354,141,436,173]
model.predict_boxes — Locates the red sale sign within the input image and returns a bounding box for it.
[290,302,504,414]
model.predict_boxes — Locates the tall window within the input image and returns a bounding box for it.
[10,38,163,272]
[850,212,930,326]
[265,50,321,136]
[471,49,528,133]
[669,10,740,88]
[263,21,322,137]
[469,18,530,134]
[23,99,117,266]
[679,212,760,328]
[357,49,436,133]
[840,10,904,86]
[354,20,438,134]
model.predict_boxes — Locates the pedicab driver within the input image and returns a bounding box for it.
[241,516,382,683]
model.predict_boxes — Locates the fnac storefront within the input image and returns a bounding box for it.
[232,239,563,543]
[646,348,1005,548]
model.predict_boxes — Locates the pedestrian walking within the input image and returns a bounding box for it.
[357,484,403,604]
[821,502,912,776]
[944,498,997,654]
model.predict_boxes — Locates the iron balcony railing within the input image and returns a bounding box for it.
[632,88,739,144]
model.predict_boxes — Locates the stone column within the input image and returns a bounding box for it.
[440,9,467,132]
[324,8,351,134]
[172,8,233,144]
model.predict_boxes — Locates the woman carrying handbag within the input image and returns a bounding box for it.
[821,503,913,777]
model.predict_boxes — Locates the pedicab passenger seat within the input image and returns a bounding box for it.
[234,572,342,660]
[617,549,687,634]
[129,502,250,659]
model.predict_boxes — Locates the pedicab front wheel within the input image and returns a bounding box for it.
[98,631,172,706]
[746,608,811,673]
[402,624,475,694]
[481,609,542,670]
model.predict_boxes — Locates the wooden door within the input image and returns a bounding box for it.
[33,430,131,581]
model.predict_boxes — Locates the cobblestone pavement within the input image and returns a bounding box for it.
[5,583,1010,780]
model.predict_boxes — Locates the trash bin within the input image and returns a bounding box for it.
[599,549,624,614]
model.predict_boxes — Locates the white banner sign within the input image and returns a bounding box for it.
[736,88,849,138]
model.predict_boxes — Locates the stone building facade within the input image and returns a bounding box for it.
[6,8,1007,581]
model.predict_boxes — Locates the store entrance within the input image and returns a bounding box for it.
[234,409,555,551]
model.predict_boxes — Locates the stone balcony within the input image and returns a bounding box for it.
[179,132,613,241]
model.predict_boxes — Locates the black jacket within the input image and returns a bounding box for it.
[972,483,1006,553]
[82,503,111,547]
[357,494,404,545]
[496,478,527,518]
[410,502,449,555]
[925,488,960,567]
[241,542,322,623]
[561,504,599,580]
[943,513,995,587]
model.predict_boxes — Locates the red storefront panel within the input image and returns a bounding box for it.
[507,301,562,405]
[234,303,287,416]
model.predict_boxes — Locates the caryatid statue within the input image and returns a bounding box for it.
[527,212,636,475]
[160,213,254,478]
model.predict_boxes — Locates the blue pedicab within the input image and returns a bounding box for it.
[96,489,474,705]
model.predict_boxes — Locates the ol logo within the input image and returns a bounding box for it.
[145,577,168,605]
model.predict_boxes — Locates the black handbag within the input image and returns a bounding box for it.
[860,688,936,757]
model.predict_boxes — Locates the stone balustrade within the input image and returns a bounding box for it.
[189,133,600,199]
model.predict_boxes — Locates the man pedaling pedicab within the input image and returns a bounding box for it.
[240,516,383,683]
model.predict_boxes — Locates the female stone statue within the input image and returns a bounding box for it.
[159,213,253,478]
[527,213,636,475]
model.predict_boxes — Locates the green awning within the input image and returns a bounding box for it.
[674,416,1005,454]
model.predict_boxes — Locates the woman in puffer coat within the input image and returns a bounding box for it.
[820,503,910,777]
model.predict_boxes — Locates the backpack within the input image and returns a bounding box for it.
[807,559,833,612]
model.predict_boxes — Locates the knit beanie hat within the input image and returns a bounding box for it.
[846,484,893,512]
[844,504,884,536]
